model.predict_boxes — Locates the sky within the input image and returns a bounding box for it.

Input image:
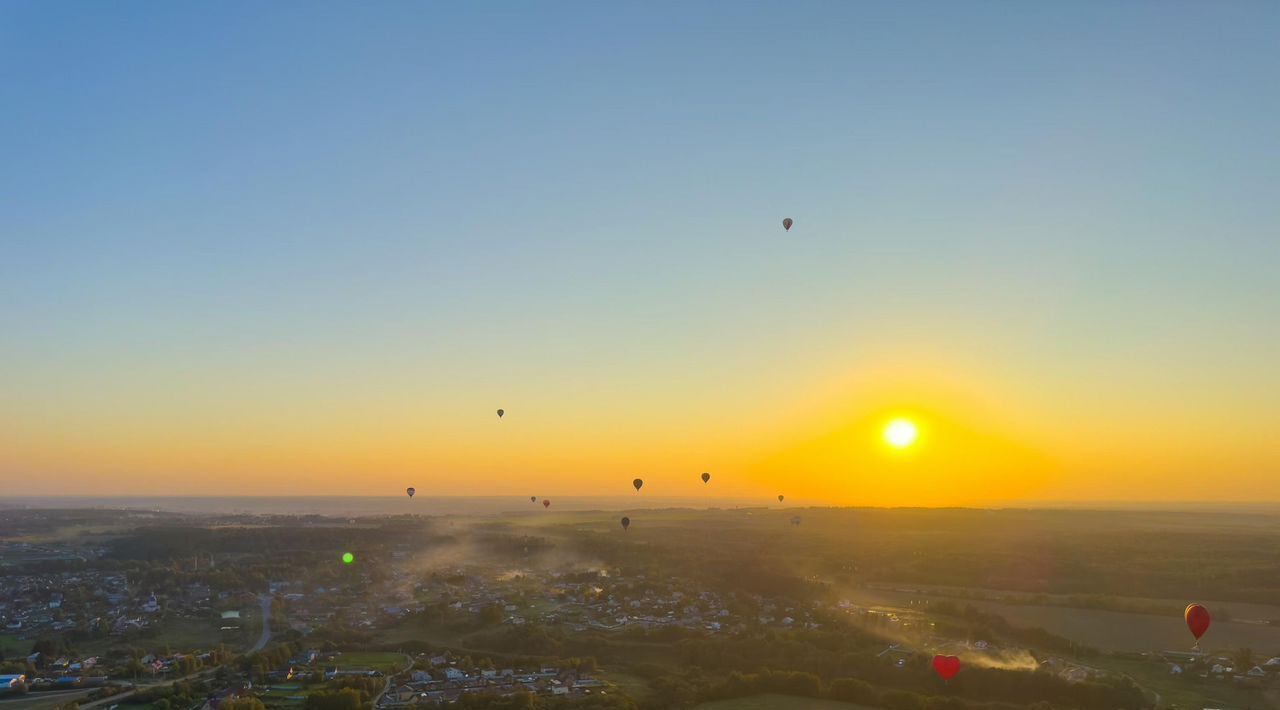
[2,2,1278,505]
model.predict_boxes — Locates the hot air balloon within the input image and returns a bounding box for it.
[497,409,505,419]
[406,487,416,498]
[932,655,960,681]
[543,499,551,508]
[1185,603,1211,645]
[778,494,785,503]
[620,517,630,531]
[701,472,711,484]
[530,496,537,503]
[782,218,793,231]
[633,478,643,492]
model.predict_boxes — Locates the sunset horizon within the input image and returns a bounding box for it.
[4,2,1277,506]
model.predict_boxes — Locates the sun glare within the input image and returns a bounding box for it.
[884,418,919,449]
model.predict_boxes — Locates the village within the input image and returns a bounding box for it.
[7,515,1280,709]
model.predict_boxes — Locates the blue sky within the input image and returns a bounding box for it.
[2,2,1278,499]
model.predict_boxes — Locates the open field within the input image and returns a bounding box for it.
[0,634,27,658]
[693,694,878,710]
[332,651,406,672]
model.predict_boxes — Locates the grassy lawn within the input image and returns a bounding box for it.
[594,670,650,703]
[0,634,27,658]
[694,694,878,710]
[333,651,405,672]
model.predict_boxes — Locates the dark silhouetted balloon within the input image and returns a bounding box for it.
[701,472,711,484]
[1186,603,1211,641]
[620,516,630,531]
[543,499,551,508]
[497,409,505,419]
[530,496,537,503]
[782,218,793,231]
[406,487,415,498]
[633,478,643,492]
[778,494,784,502]
[932,655,960,681]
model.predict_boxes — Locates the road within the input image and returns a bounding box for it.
[250,594,273,653]
[371,654,414,707]
[75,668,216,710]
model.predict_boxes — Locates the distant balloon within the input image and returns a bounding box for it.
[791,515,801,526]
[778,494,785,503]
[1185,603,1211,642]
[497,409,505,419]
[782,218,793,231]
[620,516,630,531]
[341,552,355,565]
[701,472,711,484]
[543,499,551,508]
[633,478,644,492]
[406,487,415,498]
[531,496,537,503]
[932,655,960,681]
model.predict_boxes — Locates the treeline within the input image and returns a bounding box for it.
[452,690,637,709]
[303,679,384,710]
[657,631,1143,709]
[127,678,211,708]
[639,667,1148,710]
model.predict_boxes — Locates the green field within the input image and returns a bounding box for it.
[693,694,877,710]
[0,634,27,657]
[72,615,242,657]
[333,651,407,672]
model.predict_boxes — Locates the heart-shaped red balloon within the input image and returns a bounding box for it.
[932,655,960,681]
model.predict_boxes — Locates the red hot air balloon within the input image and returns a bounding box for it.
[620,516,630,531]
[543,499,551,508]
[782,218,793,231]
[632,478,643,492]
[1185,603,1211,644]
[701,472,711,484]
[932,655,960,681]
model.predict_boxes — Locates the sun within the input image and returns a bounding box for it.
[883,418,919,449]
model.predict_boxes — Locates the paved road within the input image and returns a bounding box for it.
[250,594,273,653]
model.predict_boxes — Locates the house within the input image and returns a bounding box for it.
[444,668,466,681]
[1247,666,1267,678]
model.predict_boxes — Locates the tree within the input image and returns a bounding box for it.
[304,688,363,710]
[1234,647,1255,670]
[222,698,267,710]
